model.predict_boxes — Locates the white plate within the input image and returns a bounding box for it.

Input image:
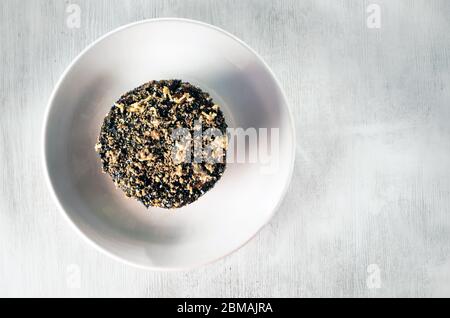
[43,18,295,270]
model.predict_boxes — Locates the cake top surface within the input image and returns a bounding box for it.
[95,79,228,209]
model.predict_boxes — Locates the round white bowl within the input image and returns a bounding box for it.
[43,18,295,270]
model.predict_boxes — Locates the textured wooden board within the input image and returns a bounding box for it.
[1,0,450,297]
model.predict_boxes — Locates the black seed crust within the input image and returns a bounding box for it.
[95,79,228,209]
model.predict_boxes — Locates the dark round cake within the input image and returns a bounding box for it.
[95,80,228,209]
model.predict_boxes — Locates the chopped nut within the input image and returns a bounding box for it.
[205,164,214,173]
[162,86,172,100]
[175,165,183,176]
[94,142,102,152]
[115,103,124,112]
[137,149,154,161]
[150,130,159,140]
[202,111,217,122]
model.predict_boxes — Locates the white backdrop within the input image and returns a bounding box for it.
[1,0,450,297]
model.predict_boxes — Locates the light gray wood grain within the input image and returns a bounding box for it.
[1,0,450,297]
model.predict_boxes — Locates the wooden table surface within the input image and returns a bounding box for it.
[1,0,450,297]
